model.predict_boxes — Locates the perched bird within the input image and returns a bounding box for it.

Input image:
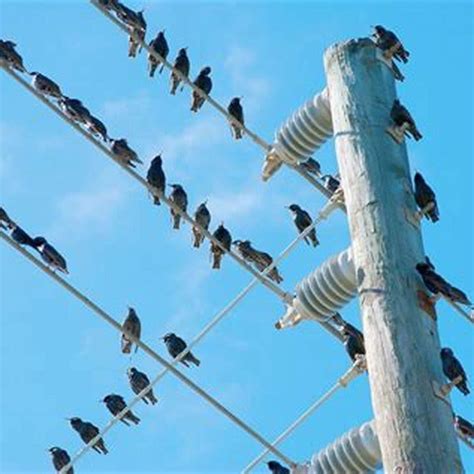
[117,8,147,58]
[414,173,439,222]
[192,201,211,248]
[146,154,166,204]
[342,328,366,363]
[48,447,73,474]
[0,40,26,72]
[210,223,232,269]
[0,206,14,229]
[32,236,68,274]
[441,348,470,396]
[233,239,259,264]
[322,174,341,194]
[267,460,290,474]
[85,115,110,142]
[128,25,146,58]
[121,307,141,354]
[58,97,91,125]
[127,367,158,405]
[101,394,141,426]
[287,204,319,247]
[227,97,244,139]
[111,138,143,168]
[299,158,321,178]
[448,286,472,307]
[372,25,409,63]
[170,47,190,95]
[148,31,169,77]
[191,66,212,112]
[252,249,284,284]
[11,225,37,249]
[162,333,200,367]
[68,417,108,454]
[332,313,365,350]
[30,72,62,99]
[169,184,188,230]
[454,415,474,440]
[390,99,422,141]
[96,0,121,13]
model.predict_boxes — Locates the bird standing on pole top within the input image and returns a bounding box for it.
[121,307,141,354]
[29,72,62,99]
[414,173,439,222]
[191,66,212,112]
[227,97,244,139]
[210,223,232,269]
[0,39,27,72]
[441,348,470,396]
[287,204,319,247]
[372,25,409,63]
[168,184,188,230]
[170,47,190,94]
[192,201,211,248]
[146,154,166,205]
[148,30,169,77]
[101,394,141,426]
[127,367,158,405]
[68,417,108,454]
[162,333,201,367]
[49,447,73,474]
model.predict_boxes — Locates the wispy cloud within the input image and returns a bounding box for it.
[101,91,153,120]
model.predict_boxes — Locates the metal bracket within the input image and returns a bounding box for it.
[432,376,463,405]
[262,149,283,181]
[386,122,409,144]
[417,290,437,320]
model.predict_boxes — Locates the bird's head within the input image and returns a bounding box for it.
[67,417,81,428]
[415,262,430,273]
[159,30,166,37]
[4,40,17,47]
[32,236,47,248]
[151,153,162,165]
[441,347,453,357]
[201,66,212,76]
[267,460,282,470]
[48,447,60,454]
[287,204,300,213]
[127,367,137,377]
[162,332,175,342]
[414,172,424,184]
[393,99,401,106]
[179,47,188,55]
[232,239,242,246]
[372,25,386,35]
[231,97,241,105]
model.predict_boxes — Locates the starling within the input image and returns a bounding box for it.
[121,307,141,354]
[101,394,141,426]
[118,8,146,58]
[169,184,188,230]
[11,224,37,249]
[227,97,244,139]
[192,201,211,248]
[267,460,290,474]
[146,154,166,205]
[0,206,14,229]
[322,174,341,194]
[170,47,190,95]
[252,249,283,284]
[232,239,259,264]
[210,223,232,269]
[85,115,110,143]
[68,417,108,454]
[127,367,158,405]
[372,25,409,63]
[111,138,143,168]
[59,97,91,125]
[342,328,366,362]
[30,72,62,99]
[97,0,121,13]
[287,204,319,247]
[190,66,212,112]
[148,31,169,77]
[390,99,422,141]
[162,333,200,367]
[454,415,474,440]
[32,236,68,274]
[414,172,439,222]
[49,446,73,474]
[299,158,321,178]
[128,26,146,58]
[332,313,365,350]
[441,348,470,396]
[0,40,26,73]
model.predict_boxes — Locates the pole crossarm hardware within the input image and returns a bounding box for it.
[0,230,296,471]
[89,0,341,204]
[242,359,365,473]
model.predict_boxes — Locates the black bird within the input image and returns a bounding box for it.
[97,0,121,13]
[68,417,108,454]
[162,333,200,367]
[448,285,472,307]
[372,25,410,63]
[233,239,259,264]
[414,173,439,222]
[32,237,68,274]
[191,66,212,112]
[210,223,232,269]
[322,174,341,194]
[169,184,188,230]
[101,394,141,426]
[0,40,26,72]
[111,138,143,168]
[85,115,110,142]
[0,206,14,229]
[128,24,146,58]
[148,31,169,77]
[454,415,474,440]
[11,225,37,249]
[332,313,365,350]
[390,99,422,141]
[287,204,319,247]
[49,447,73,474]
[342,328,366,363]
[119,8,146,58]
[267,460,290,474]
[253,249,284,284]
[59,97,91,125]
[299,158,321,178]
[121,307,141,354]
[146,154,166,205]
[192,201,211,248]
[170,47,190,95]
[441,348,470,396]
[227,97,244,139]
[30,72,62,99]
[127,367,158,405]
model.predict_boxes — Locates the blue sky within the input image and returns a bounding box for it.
[0,1,473,473]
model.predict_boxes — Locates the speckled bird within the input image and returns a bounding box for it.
[49,447,73,474]
[372,25,409,63]
[111,138,143,168]
[162,333,201,367]
[414,173,439,222]
[102,394,141,426]
[85,115,110,142]
[0,40,26,72]
[121,307,141,354]
[190,66,212,112]
[59,97,91,125]
[127,367,158,405]
[170,47,190,95]
[68,417,108,454]
[454,415,474,440]
[148,31,169,77]
[30,72,62,99]
[0,207,14,230]
[32,236,68,274]
[252,249,283,284]
[146,154,166,205]
[169,184,188,230]
[441,348,470,396]
[390,99,422,141]
[267,460,290,474]
[227,97,244,139]
[210,223,232,269]
[287,204,319,247]
[192,201,211,248]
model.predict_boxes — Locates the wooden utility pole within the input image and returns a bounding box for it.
[324,38,463,473]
